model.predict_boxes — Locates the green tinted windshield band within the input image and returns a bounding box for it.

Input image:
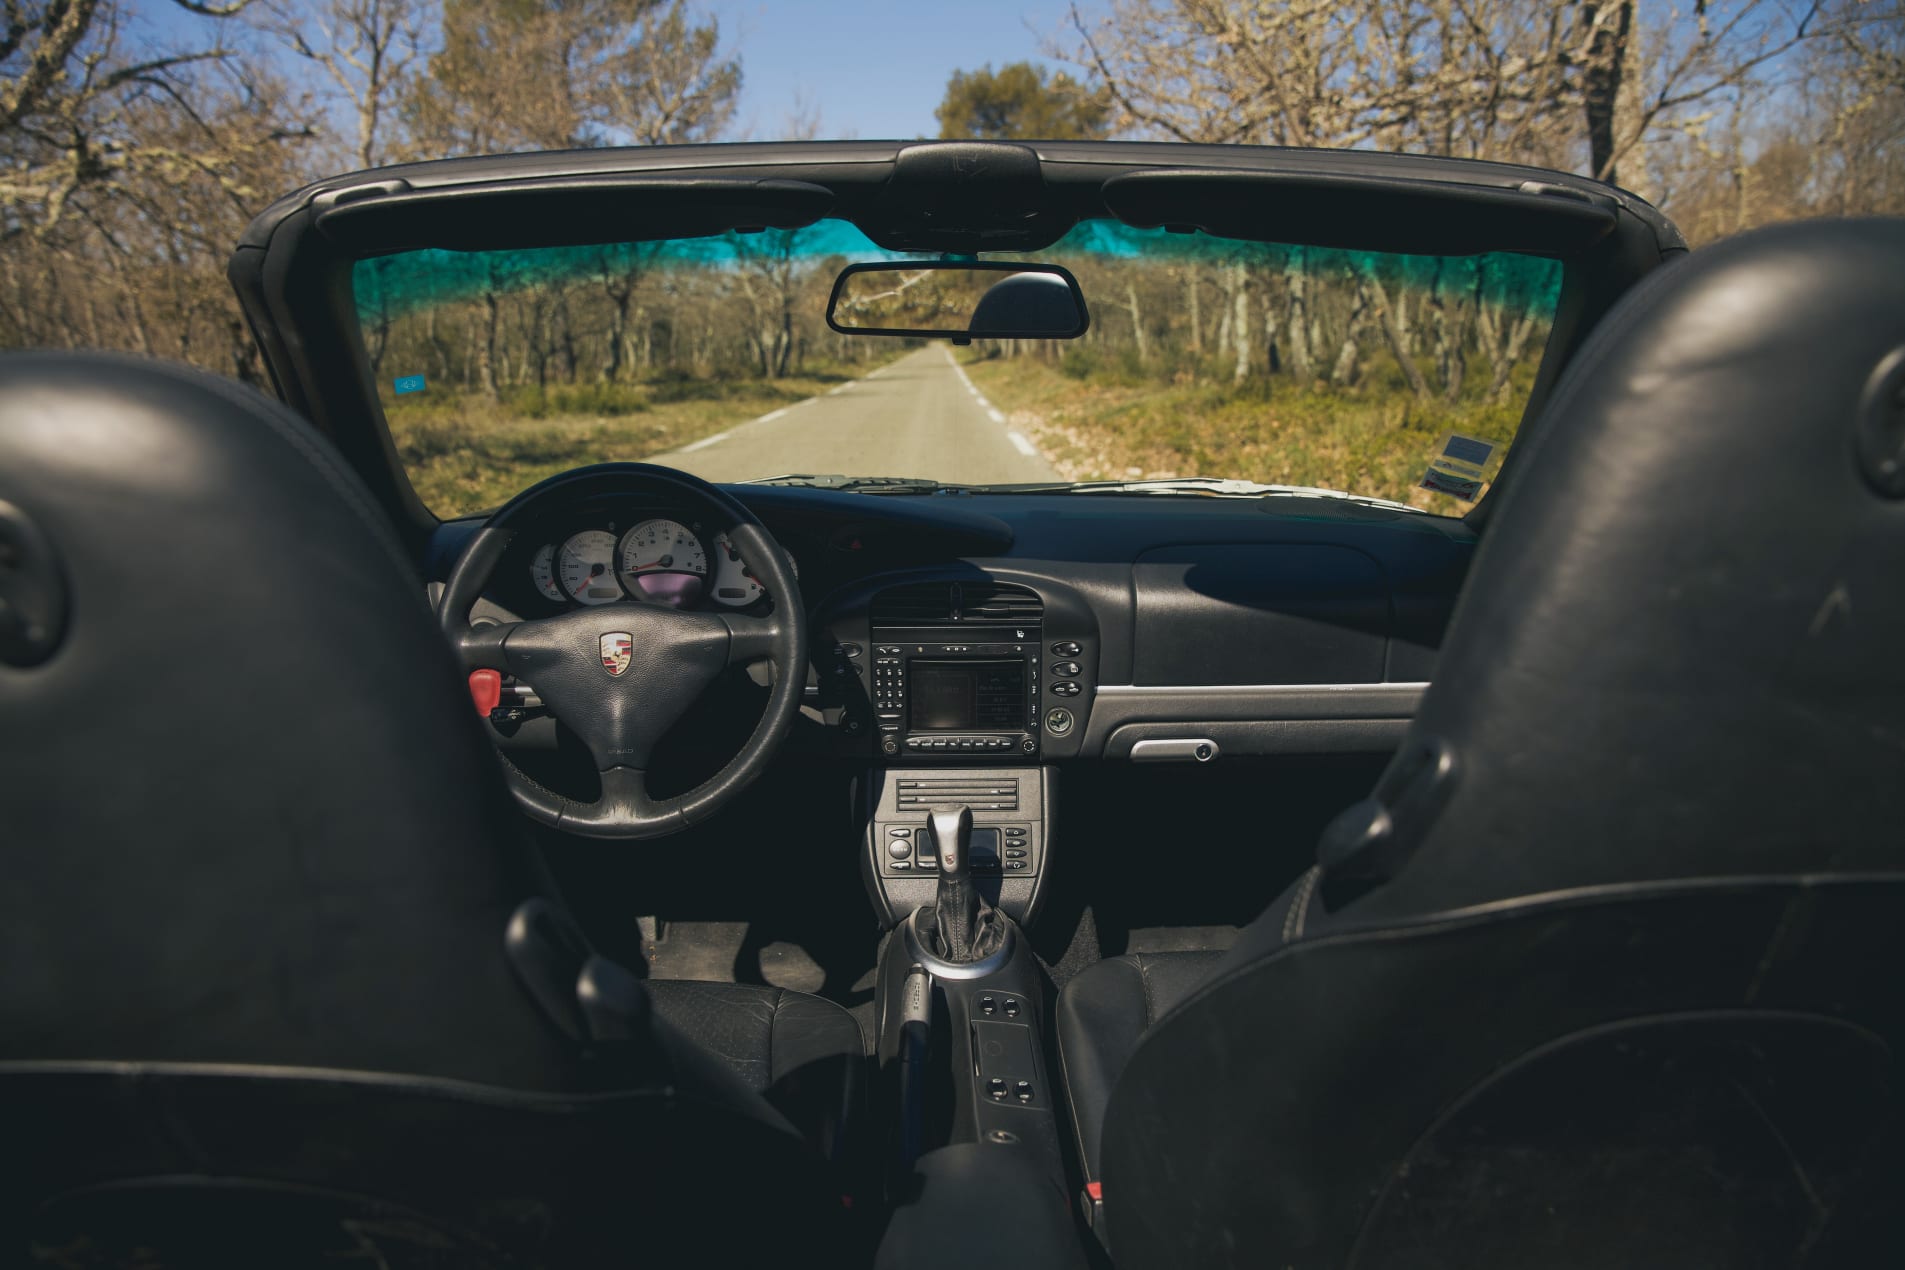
[353,218,1562,519]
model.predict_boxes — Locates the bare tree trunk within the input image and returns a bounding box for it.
[479,292,501,400]
[1186,267,1202,354]
[1330,288,1371,386]
[1126,281,1150,364]
[1231,263,1250,385]
[1488,311,1539,402]
[1285,250,1313,379]
[1580,0,1639,184]
[1362,269,1430,400]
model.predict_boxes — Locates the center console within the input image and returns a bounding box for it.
[860,766,1054,925]
[872,805,1071,1227]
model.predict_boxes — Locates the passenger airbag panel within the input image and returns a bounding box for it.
[1132,545,1390,685]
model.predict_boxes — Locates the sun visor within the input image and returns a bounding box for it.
[312,176,837,254]
[1102,169,1617,257]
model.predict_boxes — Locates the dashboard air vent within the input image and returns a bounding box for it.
[872,580,1043,626]
[961,582,1042,622]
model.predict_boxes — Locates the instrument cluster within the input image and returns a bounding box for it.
[526,517,777,611]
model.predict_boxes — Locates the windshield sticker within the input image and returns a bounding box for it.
[393,374,426,395]
[1421,432,1496,502]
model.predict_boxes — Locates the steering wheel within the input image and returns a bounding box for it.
[437,463,807,840]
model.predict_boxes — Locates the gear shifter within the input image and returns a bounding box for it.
[926,804,1006,963]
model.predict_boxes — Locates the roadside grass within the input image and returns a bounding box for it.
[962,349,1534,512]
[380,360,894,517]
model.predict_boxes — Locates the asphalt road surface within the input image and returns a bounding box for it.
[657,345,1058,485]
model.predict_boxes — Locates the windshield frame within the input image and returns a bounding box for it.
[228,140,1686,540]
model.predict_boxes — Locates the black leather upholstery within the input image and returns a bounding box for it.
[1063,219,1905,1268]
[647,980,866,1159]
[0,353,863,1262]
[1054,952,1220,1183]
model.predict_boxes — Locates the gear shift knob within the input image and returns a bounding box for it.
[929,804,973,880]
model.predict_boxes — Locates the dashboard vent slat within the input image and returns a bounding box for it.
[872,580,1042,626]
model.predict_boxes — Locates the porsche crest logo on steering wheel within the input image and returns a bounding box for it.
[600,632,633,677]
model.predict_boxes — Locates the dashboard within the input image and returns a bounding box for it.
[429,485,1477,766]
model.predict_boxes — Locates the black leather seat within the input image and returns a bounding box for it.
[0,353,864,1263]
[1057,218,1905,1267]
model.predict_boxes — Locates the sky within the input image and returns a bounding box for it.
[705,0,1098,141]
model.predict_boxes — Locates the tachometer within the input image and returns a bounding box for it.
[528,543,566,603]
[709,531,767,607]
[557,530,622,605]
[619,519,708,607]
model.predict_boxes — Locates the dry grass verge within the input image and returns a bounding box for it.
[381,361,897,517]
[963,352,1532,512]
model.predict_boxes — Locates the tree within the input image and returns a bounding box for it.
[257,0,434,169]
[1057,1,1831,198]
[936,61,1110,140]
[403,0,738,157]
[1,0,302,240]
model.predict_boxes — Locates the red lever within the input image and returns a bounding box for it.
[468,669,502,716]
[1085,1181,1102,1202]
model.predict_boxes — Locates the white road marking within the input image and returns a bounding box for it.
[757,407,788,423]
[1007,430,1038,457]
[681,431,730,452]
[988,408,1006,424]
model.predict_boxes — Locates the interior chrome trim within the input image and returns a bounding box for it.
[1096,681,1430,695]
[900,907,1018,980]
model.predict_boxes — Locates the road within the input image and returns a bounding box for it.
[657,345,1057,485]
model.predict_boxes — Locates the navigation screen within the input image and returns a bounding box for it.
[908,661,1024,730]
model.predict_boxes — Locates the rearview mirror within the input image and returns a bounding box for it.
[826,262,1090,344]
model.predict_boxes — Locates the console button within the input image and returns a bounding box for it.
[889,826,911,836]
[887,840,911,859]
[891,860,911,871]
[1051,681,1081,697]
[988,1077,1008,1100]
[1004,998,1021,1019]
[1051,661,1081,677]
[1005,848,1026,859]
[980,995,996,1015]
[1051,641,1081,657]
[1045,708,1074,736]
[1015,1079,1033,1102]
[1006,860,1026,871]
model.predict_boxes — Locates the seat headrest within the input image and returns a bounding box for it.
[1335,218,1905,917]
[0,353,570,1087]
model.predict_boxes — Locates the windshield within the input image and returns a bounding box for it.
[354,220,1563,518]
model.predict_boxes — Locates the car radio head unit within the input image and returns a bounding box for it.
[871,641,1041,759]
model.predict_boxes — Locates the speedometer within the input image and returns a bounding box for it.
[557,530,621,605]
[619,519,708,608]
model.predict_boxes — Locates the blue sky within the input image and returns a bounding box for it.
[706,0,1097,140]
